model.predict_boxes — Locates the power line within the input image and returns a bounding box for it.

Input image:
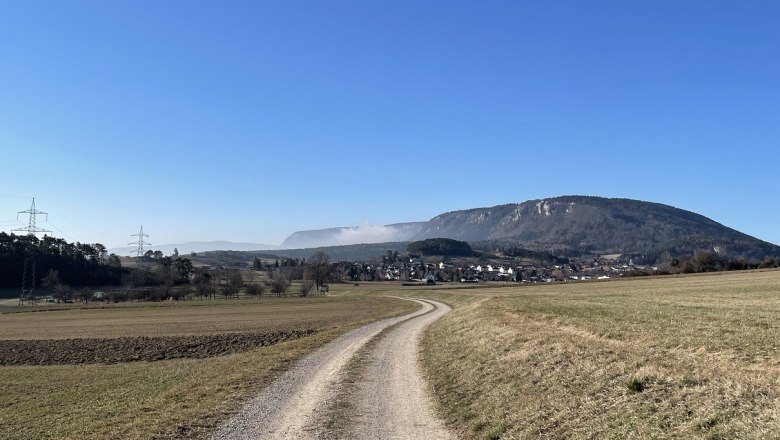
[44,220,76,242]
[129,225,151,257]
[12,198,52,305]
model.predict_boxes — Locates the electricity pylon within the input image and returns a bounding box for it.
[13,198,52,305]
[129,226,151,257]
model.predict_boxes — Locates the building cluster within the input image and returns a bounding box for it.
[345,256,657,284]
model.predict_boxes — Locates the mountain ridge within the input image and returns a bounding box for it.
[122,196,779,263]
[410,196,779,261]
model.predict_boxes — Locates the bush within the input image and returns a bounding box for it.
[246,283,264,298]
[270,273,290,297]
[299,280,314,297]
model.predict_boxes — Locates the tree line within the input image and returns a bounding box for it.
[0,232,338,302]
[0,233,124,290]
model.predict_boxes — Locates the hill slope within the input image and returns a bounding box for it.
[411,196,779,261]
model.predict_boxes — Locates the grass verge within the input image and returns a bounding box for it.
[420,270,780,439]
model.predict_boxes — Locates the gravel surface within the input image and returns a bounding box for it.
[212,299,440,440]
[341,299,453,439]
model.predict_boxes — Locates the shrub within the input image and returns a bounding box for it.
[270,273,290,297]
[246,283,264,298]
[299,280,314,297]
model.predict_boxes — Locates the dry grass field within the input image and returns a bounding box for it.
[0,294,406,340]
[3,272,779,439]
[0,287,418,439]
[421,270,780,439]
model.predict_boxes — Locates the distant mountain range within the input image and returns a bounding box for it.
[120,196,780,263]
[108,241,277,256]
[279,196,780,261]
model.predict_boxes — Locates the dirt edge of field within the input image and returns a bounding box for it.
[0,330,319,365]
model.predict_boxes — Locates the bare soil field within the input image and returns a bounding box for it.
[0,330,316,365]
[421,269,780,439]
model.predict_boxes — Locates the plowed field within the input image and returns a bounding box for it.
[0,329,316,365]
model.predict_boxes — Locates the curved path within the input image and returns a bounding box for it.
[340,298,453,439]
[213,298,452,440]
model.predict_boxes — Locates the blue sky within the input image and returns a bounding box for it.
[1,1,778,248]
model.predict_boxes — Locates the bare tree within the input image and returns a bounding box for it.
[246,283,264,298]
[305,251,333,292]
[194,271,216,299]
[270,271,290,297]
[223,270,243,298]
[299,280,314,297]
[245,271,264,298]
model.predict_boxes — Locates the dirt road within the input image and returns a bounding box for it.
[213,298,453,440]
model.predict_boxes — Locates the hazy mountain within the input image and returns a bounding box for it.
[411,196,780,261]
[280,222,425,249]
[108,241,277,256]
[116,196,780,263]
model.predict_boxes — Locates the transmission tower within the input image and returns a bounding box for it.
[129,226,151,257]
[13,198,52,305]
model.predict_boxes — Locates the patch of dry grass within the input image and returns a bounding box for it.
[421,270,780,439]
[0,292,407,340]
[0,289,417,439]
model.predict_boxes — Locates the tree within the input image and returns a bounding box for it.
[223,271,243,298]
[270,272,290,297]
[246,283,264,298]
[692,251,718,272]
[157,257,176,297]
[193,271,216,299]
[407,238,473,257]
[305,251,333,292]
[107,254,122,268]
[299,280,314,297]
[41,269,61,292]
[174,257,194,282]
[172,247,179,258]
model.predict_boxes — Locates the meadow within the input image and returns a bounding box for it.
[0,287,418,439]
[2,271,779,439]
[421,270,780,439]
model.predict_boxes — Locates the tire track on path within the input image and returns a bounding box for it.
[323,298,453,440]
[213,297,448,440]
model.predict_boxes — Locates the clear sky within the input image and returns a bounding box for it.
[1,1,778,249]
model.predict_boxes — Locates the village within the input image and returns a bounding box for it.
[334,254,658,285]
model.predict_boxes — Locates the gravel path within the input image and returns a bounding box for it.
[340,298,453,439]
[212,298,448,440]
